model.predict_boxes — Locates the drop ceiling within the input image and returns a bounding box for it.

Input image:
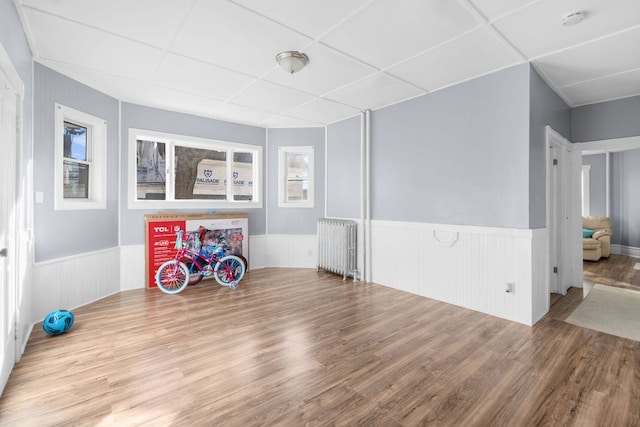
[15,0,640,128]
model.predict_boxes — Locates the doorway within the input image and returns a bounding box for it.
[0,58,19,393]
[546,127,582,296]
[579,139,640,295]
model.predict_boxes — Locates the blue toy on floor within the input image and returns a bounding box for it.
[43,310,74,335]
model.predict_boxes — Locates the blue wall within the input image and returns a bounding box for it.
[267,127,325,234]
[326,115,361,219]
[573,95,640,249]
[370,64,531,228]
[120,103,266,246]
[572,95,640,142]
[33,64,120,262]
[529,67,571,228]
[611,149,640,248]
[582,154,607,217]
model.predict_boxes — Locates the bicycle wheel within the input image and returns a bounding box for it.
[184,261,204,285]
[155,261,190,294]
[213,255,245,286]
[237,254,248,271]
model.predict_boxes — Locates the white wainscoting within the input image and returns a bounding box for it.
[32,247,120,323]
[249,235,268,270]
[32,227,551,326]
[370,220,549,326]
[263,234,317,269]
[117,234,316,293]
[120,244,146,291]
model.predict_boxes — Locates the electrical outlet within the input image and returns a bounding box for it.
[505,282,514,294]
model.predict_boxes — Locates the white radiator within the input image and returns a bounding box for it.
[317,218,357,280]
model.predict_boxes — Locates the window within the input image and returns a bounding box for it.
[129,129,261,209]
[278,146,314,208]
[54,104,107,210]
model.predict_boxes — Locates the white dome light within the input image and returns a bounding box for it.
[562,11,585,26]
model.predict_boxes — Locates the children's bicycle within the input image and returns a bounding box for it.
[155,230,245,294]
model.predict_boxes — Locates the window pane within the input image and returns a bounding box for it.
[63,161,89,199]
[286,152,308,178]
[136,140,166,200]
[233,152,253,201]
[286,152,308,201]
[176,146,226,200]
[64,121,87,161]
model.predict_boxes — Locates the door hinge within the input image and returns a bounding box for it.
[553,159,558,166]
[553,266,558,274]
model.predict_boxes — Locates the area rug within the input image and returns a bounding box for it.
[565,284,640,342]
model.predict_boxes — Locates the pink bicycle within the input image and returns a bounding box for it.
[155,230,245,294]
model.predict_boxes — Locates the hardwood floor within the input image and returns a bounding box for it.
[1,268,639,426]
[583,253,640,292]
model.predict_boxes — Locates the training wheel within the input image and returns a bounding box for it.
[229,281,238,290]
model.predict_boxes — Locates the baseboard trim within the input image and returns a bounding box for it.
[611,244,640,258]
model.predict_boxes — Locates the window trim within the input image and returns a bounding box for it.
[128,128,262,209]
[278,145,314,208]
[54,103,107,211]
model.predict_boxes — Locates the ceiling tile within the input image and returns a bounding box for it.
[493,0,640,58]
[263,43,375,96]
[136,85,226,117]
[469,0,539,21]
[534,27,640,87]
[171,0,312,77]
[259,115,322,128]
[387,27,522,91]
[37,59,148,102]
[285,98,360,124]
[321,0,481,68]
[230,0,372,38]
[24,9,163,81]
[210,103,275,126]
[152,54,256,101]
[325,73,425,110]
[229,80,316,113]
[559,69,640,106]
[16,0,640,125]
[21,0,196,48]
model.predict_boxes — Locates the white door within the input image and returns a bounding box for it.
[0,67,18,392]
[548,143,560,293]
[547,127,581,296]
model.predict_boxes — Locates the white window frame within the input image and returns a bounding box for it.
[278,145,314,208]
[128,128,262,209]
[54,103,107,210]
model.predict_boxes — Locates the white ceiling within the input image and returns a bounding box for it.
[15,0,640,128]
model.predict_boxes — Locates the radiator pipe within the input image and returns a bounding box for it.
[362,109,372,282]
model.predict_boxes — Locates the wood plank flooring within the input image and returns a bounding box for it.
[1,268,639,426]
[584,254,640,292]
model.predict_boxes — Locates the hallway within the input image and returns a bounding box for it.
[583,254,640,292]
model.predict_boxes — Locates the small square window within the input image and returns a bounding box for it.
[278,146,314,208]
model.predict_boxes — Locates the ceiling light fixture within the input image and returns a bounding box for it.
[276,51,309,74]
[561,11,585,26]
